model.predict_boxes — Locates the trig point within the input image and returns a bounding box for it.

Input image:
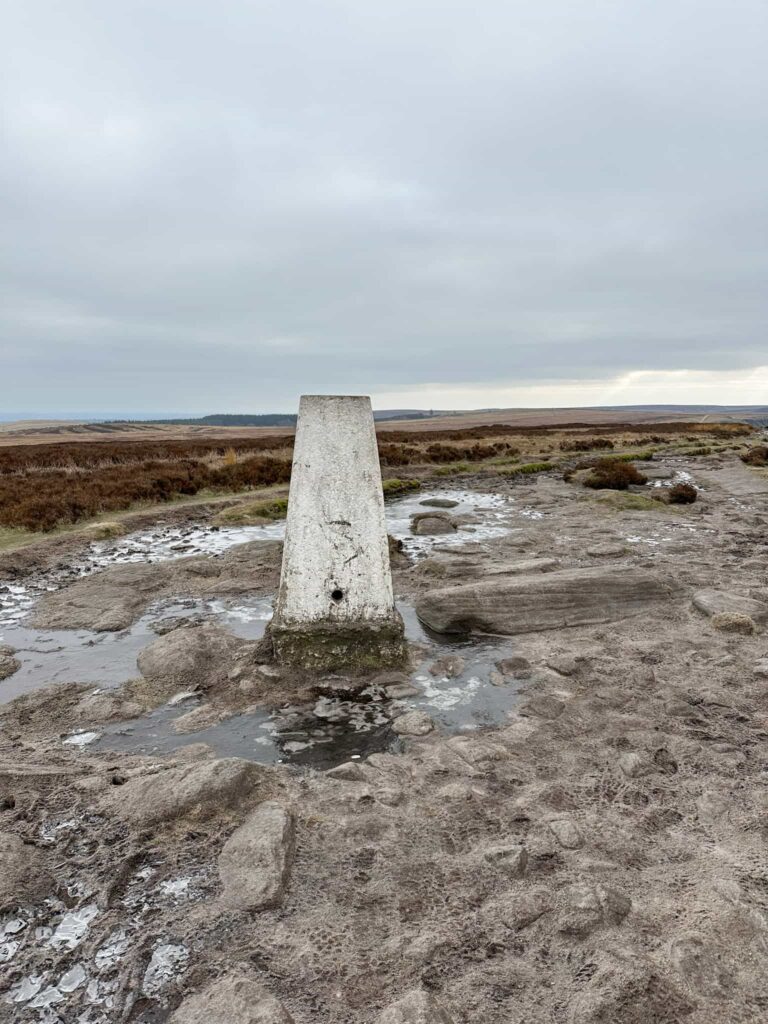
[270,395,407,670]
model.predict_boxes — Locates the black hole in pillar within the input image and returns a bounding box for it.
[331,588,344,603]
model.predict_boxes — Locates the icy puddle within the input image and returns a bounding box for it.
[0,488,514,630]
[0,487,523,768]
[0,597,275,703]
[90,600,521,771]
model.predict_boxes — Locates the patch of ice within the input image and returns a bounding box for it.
[141,943,189,997]
[9,974,45,1003]
[59,963,87,993]
[29,985,64,1008]
[2,916,26,937]
[48,904,99,950]
[166,691,198,706]
[159,877,191,900]
[518,508,545,519]
[417,675,484,710]
[0,940,20,962]
[94,929,130,971]
[62,731,101,748]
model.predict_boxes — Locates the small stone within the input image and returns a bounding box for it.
[547,817,584,849]
[519,696,565,720]
[488,670,505,686]
[172,705,228,734]
[168,972,294,1023]
[391,711,435,736]
[410,512,457,536]
[428,654,465,678]
[753,659,768,679]
[483,843,528,876]
[692,589,768,624]
[420,498,460,509]
[218,801,295,911]
[326,761,369,782]
[493,889,552,930]
[375,784,404,806]
[559,883,631,937]
[103,758,265,827]
[495,656,531,677]
[384,682,421,699]
[546,654,578,676]
[586,543,627,557]
[375,988,456,1024]
[0,646,21,681]
[618,751,650,778]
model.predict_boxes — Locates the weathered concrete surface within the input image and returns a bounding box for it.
[270,396,405,669]
[218,801,295,910]
[415,567,677,635]
[169,973,294,1024]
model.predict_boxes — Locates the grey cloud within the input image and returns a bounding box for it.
[2,0,767,413]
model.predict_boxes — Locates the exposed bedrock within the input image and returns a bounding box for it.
[30,539,282,631]
[415,566,679,635]
[169,972,295,1024]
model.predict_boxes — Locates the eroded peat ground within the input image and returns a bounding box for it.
[1,442,768,1024]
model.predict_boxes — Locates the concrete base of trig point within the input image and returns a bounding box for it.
[269,395,407,671]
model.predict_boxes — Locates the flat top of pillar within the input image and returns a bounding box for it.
[299,394,372,401]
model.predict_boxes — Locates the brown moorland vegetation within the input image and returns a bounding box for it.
[0,420,753,533]
[741,445,768,466]
[583,459,649,490]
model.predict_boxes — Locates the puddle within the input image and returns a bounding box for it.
[1,486,523,769]
[0,596,274,702]
[91,599,521,771]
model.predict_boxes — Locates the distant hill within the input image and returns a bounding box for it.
[107,410,452,427]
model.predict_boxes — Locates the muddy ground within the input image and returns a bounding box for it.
[1,448,768,1023]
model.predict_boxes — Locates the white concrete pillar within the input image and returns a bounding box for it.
[270,395,406,670]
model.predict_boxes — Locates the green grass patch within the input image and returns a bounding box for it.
[497,461,553,477]
[593,491,673,513]
[382,478,421,496]
[214,497,289,526]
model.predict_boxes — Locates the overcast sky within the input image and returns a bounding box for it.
[2,0,767,416]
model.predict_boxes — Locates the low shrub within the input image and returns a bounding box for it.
[583,459,648,490]
[668,482,698,504]
[559,437,614,452]
[741,446,768,467]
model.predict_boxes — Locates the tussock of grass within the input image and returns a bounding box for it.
[214,497,288,526]
[497,461,553,477]
[382,478,421,496]
[593,491,670,512]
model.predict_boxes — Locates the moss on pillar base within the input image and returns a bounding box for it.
[268,617,408,672]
